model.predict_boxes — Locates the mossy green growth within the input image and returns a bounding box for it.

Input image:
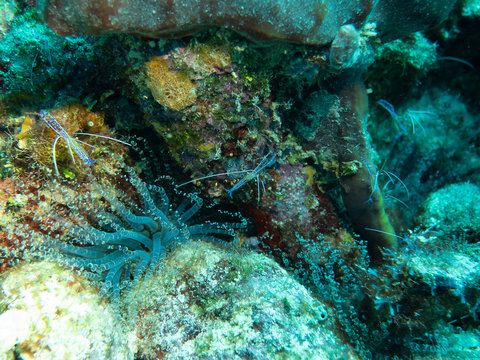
[6,195,26,209]
[378,32,437,71]
[61,169,75,179]
[0,9,64,105]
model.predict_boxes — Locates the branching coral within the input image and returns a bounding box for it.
[44,168,246,298]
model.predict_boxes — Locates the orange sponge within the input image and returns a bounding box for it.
[144,57,197,111]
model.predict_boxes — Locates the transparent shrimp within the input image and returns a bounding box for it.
[39,110,130,176]
[179,151,277,203]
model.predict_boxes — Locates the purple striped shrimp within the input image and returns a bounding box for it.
[39,110,130,176]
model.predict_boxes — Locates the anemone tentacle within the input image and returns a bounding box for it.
[47,169,245,298]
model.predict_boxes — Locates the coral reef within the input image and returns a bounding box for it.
[417,182,480,239]
[44,168,245,298]
[0,5,135,110]
[369,89,480,229]
[0,0,17,38]
[365,32,438,100]
[1,0,480,359]
[125,240,358,360]
[296,76,396,261]
[369,0,455,41]
[14,104,130,178]
[38,0,456,46]
[0,261,133,360]
[35,0,459,260]
[380,228,480,357]
[39,0,375,45]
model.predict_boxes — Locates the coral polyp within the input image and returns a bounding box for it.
[43,168,246,298]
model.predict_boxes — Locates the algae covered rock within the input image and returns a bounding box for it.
[126,241,358,360]
[0,261,134,360]
[418,182,480,238]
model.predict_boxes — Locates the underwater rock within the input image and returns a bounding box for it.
[247,162,354,262]
[364,32,438,101]
[329,24,374,71]
[417,182,480,239]
[0,261,134,360]
[37,0,375,45]
[37,0,455,46]
[14,104,130,178]
[0,0,17,38]
[126,241,359,360]
[406,248,480,305]
[0,9,126,109]
[394,237,480,342]
[411,325,480,359]
[368,0,456,41]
